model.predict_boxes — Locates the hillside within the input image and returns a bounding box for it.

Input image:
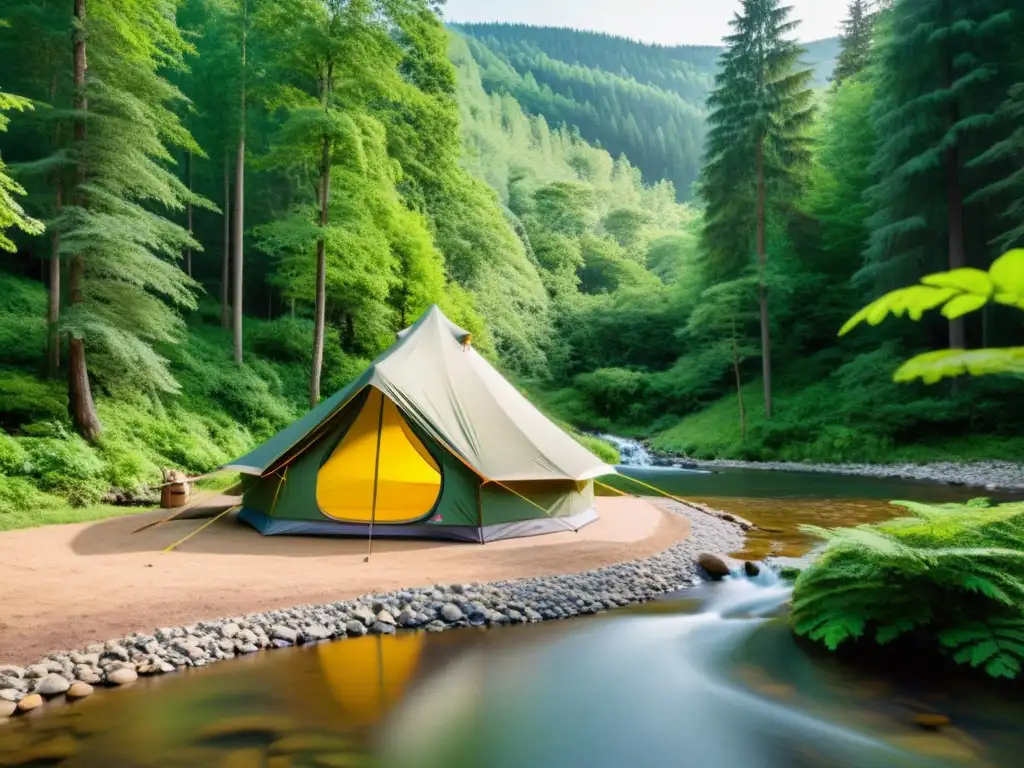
[451,23,840,198]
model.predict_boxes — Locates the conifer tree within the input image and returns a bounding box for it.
[698,0,815,419]
[832,0,874,86]
[864,0,1016,352]
[57,0,210,440]
[0,85,42,252]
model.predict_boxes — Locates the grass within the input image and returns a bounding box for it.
[0,500,141,532]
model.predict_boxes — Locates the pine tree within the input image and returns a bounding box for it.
[832,0,874,86]
[698,0,815,419]
[57,0,211,440]
[864,0,1016,352]
[0,85,43,252]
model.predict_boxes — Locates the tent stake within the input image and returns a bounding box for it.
[365,392,386,563]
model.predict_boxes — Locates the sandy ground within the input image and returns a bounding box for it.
[0,496,688,665]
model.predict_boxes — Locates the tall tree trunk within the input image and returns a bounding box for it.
[231,0,247,365]
[221,151,231,328]
[943,0,966,353]
[185,150,193,278]
[310,135,331,409]
[47,75,62,376]
[756,137,773,420]
[68,0,101,442]
[731,317,746,442]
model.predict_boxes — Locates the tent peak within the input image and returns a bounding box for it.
[397,305,472,345]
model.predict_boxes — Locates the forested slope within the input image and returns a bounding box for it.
[451,23,839,197]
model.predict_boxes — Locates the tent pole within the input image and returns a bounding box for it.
[475,483,484,545]
[365,392,386,563]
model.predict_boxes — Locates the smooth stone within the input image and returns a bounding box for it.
[107,668,138,686]
[304,624,331,641]
[17,693,44,712]
[24,664,50,679]
[440,603,464,622]
[376,610,397,626]
[0,665,24,679]
[744,561,761,578]
[220,622,240,639]
[0,688,21,702]
[345,620,368,637]
[238,644,259,654]
[0,700,15,718]
[34,674,71,697]
[270,625,298,644]
[697,552,735,579]
[67,682,95,700]
[352,606,375,626]
[397,608,418,627]
[370,621,396,635]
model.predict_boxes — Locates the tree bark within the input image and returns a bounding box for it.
[756,136,773,420]
[231,0,247,365]
[731,318,746,442]
[185,150,193,278]
[68,0,101,442]
[47,72,62,376]
[310,135,332,409]
[221,151,231,328]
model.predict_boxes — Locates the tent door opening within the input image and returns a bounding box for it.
[316,388,442,523]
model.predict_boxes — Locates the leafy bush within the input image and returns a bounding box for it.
[0,429,30,474]
[571,432,620,465]
[0,475,63,517]
[792,499,1024,679]
[21,433,109,507]
[249,316,314,364]
[574,367,649,420]
[0,370,66,430]
[0,273,47,367]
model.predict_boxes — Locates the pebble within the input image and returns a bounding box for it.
[0,700,15,718]
[0,689,21,702]
[17,693,44,712]
[270,626,298,644]
[0,665,24,679]
[345,620,367,637]
[107,668,138,686]
[440,603,465,622]
[67,682,95,700]
[34,674,71,697]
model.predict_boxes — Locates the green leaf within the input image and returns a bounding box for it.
[921,267,992,297]
[989,249,1024,308]
[894,348,1024,384]
[941,293,989,319]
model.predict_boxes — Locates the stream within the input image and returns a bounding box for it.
[2,454,1023,767]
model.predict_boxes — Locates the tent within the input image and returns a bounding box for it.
[226,305,617,543]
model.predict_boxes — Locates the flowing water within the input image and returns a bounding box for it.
[3,464,1024,767]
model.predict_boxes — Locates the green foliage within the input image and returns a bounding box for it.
[0,86,43,251]
[842,250,1024,383]
[791,500,1024,679]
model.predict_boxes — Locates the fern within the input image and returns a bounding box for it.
[791,500,1024,679]
[939,620,1024,680]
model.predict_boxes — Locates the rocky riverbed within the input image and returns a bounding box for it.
[0,501,744,719]
[663,457,1024,490]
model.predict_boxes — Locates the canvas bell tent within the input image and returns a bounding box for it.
[224,306,616,543]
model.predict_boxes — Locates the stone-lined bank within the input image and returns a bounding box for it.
[657,456,1024,491]
[0,501,744,718]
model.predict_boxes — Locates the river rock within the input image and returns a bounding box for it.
[0,700,15,718]
[107,668,138,686]
[270,626,297,644]
[743,561,761,578]
[34,674,71,697]
[698,553,736,579]
[0,665,24,679]
[220,622,240,639]
[67,682,95,700]
[352,606,375,626]
[343,620,366,638]
[376,610,397,626]
[17,693,44,712]
[0,688,22,702]
[304,624,331,641]
[370,621,396,635]
[440,603,464,622]
[24,664,50,679]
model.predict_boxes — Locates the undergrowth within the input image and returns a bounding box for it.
[791,499,1024,680]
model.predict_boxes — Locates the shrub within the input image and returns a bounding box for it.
[0,475,62,517]
[574,367,649,420]
[0,370,66,431]
[0,430,30,475]
[0,274,47,368]
[792,499,1024,679]
[250,316,314,364]
[22,434,109,507]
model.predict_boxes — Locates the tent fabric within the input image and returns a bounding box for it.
[316,388,442,523]
[225,305,616,483]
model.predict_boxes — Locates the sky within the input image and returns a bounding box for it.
[443,0,848,46]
